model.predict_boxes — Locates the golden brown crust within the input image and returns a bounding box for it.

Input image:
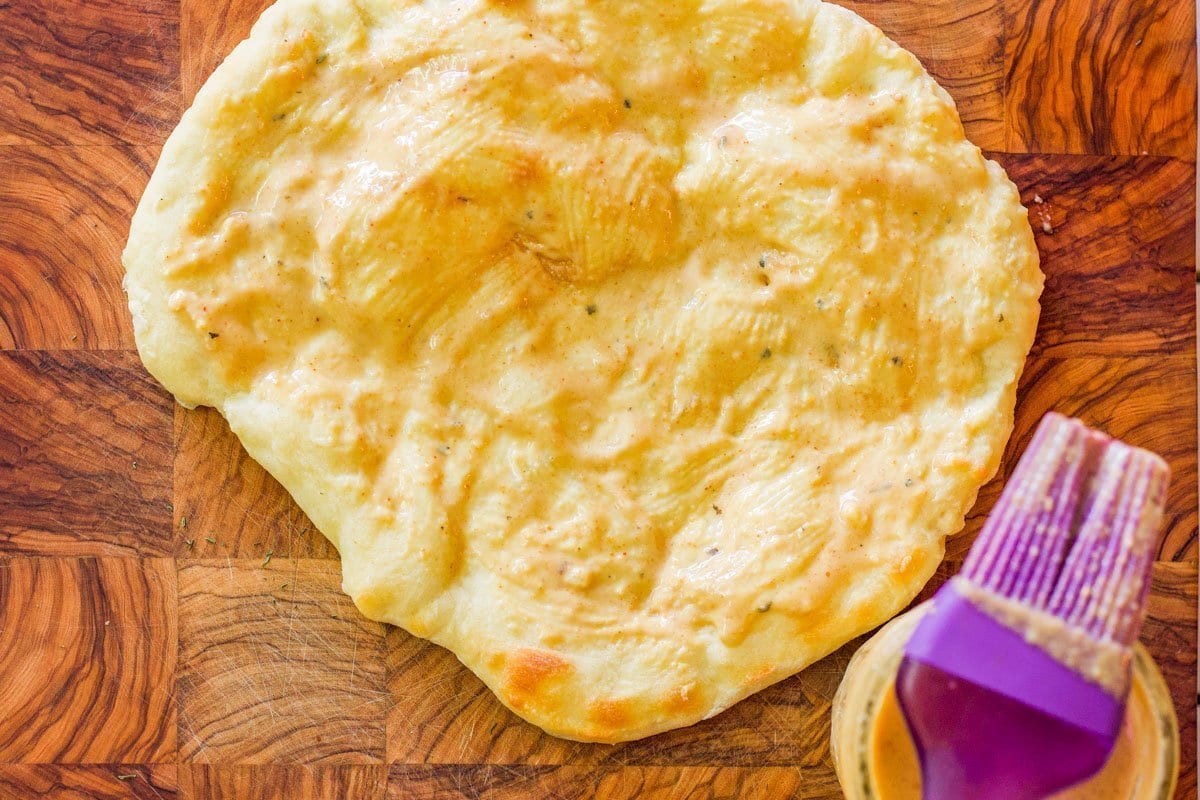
[664,682,705,716]
[502,649,574,712]
[588,698,634,733]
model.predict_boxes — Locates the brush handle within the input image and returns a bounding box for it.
[897,656,1114,800]
[904,582,1124,737]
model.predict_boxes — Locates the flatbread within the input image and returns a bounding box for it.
[124,0,1041,741]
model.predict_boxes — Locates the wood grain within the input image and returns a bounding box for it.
[181,766,386,800]
[1141,562,1198,799]
[0,146,155,349]
[178,560,387,765]
[945,352,1199,562]
[181,0,274,102]
[0,765,178,800]
[0,351,174,557]
[387,622,852,771]
[996,154,1196,359]
[386,766,818,800]
[173,407,335,560]
[0,0,180,146]
[838,0,1006,150]
[0,0,1194,798]
[0,558,177,764]
[1006,354,1198,560]
[1004,0,1197,159]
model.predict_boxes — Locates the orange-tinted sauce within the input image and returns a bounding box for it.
[870,678,1154,800]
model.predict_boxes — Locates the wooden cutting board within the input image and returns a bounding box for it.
[0,1,1195,797]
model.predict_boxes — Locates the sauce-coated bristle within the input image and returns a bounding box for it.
[961,413,1169,647]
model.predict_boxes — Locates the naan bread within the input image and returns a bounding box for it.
[124,0,1041,741]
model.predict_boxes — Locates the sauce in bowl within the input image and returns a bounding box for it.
[832,604,1178,800]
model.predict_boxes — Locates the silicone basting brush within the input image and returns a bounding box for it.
[896,412,1170,800]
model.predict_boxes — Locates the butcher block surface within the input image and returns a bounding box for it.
[0,1,1195,798]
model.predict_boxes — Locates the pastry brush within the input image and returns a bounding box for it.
[896,412,1170,800]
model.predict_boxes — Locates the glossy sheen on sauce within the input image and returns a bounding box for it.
[871,679,1154,800]
[123,0,1042,741]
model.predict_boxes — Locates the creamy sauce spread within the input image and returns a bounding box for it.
[124,0,1042,741]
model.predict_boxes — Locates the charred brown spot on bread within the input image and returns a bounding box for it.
[503,648,572,710]
[588,697,633,731]
[664,682,703,714]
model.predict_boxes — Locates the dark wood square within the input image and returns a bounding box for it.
[0,766,178,800]
[0,0,180,146]
[173,407,335,560]
[0,351,174,556]
[997,154,1196,359]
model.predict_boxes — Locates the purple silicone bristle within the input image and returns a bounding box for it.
[961,412,1169,649]
[1048,442,1169,646]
